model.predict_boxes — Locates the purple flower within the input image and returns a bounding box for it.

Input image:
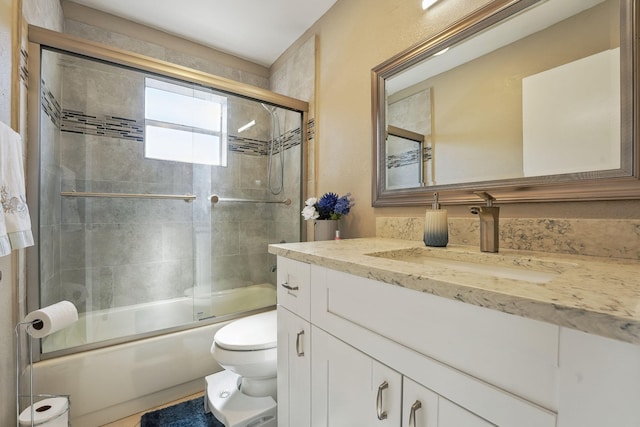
[333,193,353,217]
[317,192,339,219]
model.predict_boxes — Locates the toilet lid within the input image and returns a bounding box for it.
[214,310,277,351]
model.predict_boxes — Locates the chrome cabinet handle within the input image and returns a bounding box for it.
[295,330,305,356]
[409,400,422,427]
[281,282,299,291]
[376,381,389,420]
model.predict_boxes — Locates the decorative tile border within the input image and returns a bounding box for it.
[61,110,145,142]
[218,125,303,156]
[306,118,315,141]
[19,48,28,86]
[41,80,61,128]
[41,81,313,156]
[387,146,432,169]
[228,135,270,155]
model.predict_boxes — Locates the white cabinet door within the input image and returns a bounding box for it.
[558,327,640,427]
[402,377,438,427]
[311,326,401,427]
[277,306,311,427]
[439,398,494,427]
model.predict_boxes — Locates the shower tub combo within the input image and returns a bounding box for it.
[26,26,307,426]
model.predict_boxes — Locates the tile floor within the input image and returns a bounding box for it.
[100,392,204,427]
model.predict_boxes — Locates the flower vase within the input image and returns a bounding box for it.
[314,219,339,241]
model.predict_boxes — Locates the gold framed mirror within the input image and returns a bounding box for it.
[372,0,639,206]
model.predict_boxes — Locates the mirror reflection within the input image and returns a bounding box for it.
[375,0,632,198]
[386,125,430,189]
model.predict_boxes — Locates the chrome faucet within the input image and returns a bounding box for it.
[469,191,500,253]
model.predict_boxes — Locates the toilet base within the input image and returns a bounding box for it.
[205,370,277,427]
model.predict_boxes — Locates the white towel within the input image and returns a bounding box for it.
[0,121,34,257]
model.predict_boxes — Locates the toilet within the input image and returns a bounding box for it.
[205,310,277,427]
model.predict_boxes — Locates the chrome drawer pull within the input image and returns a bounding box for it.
[376,381,389,420]
[281,282,299,291]
[296,330,305,356]
[409,400,422,427]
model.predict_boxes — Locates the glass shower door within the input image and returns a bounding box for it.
[35,46,301,355]
[194,98,302,320]
[38,48,205,353]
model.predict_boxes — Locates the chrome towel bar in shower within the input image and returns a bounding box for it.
[210,195,291,205]
[60,191,196,202]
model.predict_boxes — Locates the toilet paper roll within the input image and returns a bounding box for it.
[24,301,78,339]
[18,397,69,427]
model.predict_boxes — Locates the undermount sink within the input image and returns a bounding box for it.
[365,247,572,284]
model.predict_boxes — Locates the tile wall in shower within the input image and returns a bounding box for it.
[39,50,305,313]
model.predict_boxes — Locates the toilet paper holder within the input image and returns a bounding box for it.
[15,312,73,427]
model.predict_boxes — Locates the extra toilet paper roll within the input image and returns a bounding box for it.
[24,301,78,339]
[18,397,69,427]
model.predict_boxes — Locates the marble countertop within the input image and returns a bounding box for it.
[269,238,640,345]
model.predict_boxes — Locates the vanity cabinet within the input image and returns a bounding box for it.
[276,255,640,427]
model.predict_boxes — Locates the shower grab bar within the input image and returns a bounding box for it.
[210,195,291,205]
[60,191,196,202]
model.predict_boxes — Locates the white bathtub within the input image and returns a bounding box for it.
[42,283,277,353]
[29,284,276,426]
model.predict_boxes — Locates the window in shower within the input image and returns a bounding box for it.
[144,78,228,166]
[31,43,305,357]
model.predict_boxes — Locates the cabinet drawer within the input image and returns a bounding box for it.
[277,257,311,320]
[311,267,559,413]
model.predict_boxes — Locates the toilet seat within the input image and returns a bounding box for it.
[211,310,278,381]
[214,310,277,351]
[207,309,279,422]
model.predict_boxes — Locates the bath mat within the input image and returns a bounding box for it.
[140,397,224,427]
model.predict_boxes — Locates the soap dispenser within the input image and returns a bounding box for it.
[423,192,448,247]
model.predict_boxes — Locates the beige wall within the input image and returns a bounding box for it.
[277,0,640,239]
[0,2,16,423]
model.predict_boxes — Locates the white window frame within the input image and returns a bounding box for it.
[144,77,228,166]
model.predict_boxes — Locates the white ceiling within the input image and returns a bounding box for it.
[66,0,338,67]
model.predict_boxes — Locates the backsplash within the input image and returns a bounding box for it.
[376,217,640,260]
